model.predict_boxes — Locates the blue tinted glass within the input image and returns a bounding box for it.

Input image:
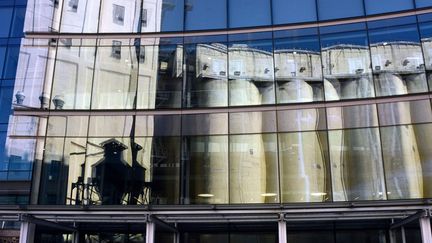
[0,47,6,77]
[365,0,414,15]
[317,0,364,20]
[320,23,368,46]
[10,6,25,37]
[228,32,272,42]
[2,46,19,79]
[274,28,320,52]
[0,1,14,6]
[272,0,317,24]
[0,82,13,124]
[368,17,420,43]
[161,0,184,31]
[419,14,432,37]
[229,0,271,28]
[185,0,227,30]
[0,8,13,37]
[416,0,432,8]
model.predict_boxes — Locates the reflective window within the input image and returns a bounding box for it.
[279,131,331,202]
[2,45,20,79]
[381,124,432,199]
[60,0,100,33]
[272,0,316,24]
[24,0,61,32]
[417,0,432,8]
[0,46,6,77]
[0,138,35,181]
[88,116,133,137]
[160,0,184,32]
[317,0,364,20]
[320,23,374,100]
[137,43,183,109]
[228,0,271,28]
[51,42,95,110]
[0,81,13,124]
[368,17,428,96]
[228,36,274,106]
[229,133,279,203]
[10,6,25,37]
[229,111,276,134]
[184,36,228,107]
[327,104,378,130]
[99,0,141,33]
[418,14,432,90]
[47,116,89,137]
[365,0,414,15]
[182,135,228,204]
[185,0,227,30]
[0,8,13,37]
[378,99,432,126]
[277,108,327,132]
[91,41,138,109]
[274,28,323,103]
[329,128,386,201]
[182,113,228,136]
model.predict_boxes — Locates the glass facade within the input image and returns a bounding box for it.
[2,1,432,242]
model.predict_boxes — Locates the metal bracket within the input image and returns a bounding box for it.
[390,210,428,230]
[147,215,178,233]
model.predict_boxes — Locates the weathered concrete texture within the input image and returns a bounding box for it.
[273,50,322,79]
[322,46,370,75]
[230,134,266,203]
[375,73,408,96]
[277,79,314,103]
[198,79,228,107]
[370,42,424,72]
[414,123,432,198]
[405,73,428,93]
[229,79,261,106]
[278,80,326,202]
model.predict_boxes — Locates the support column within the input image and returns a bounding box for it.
[19,222,35,243]
[146,221,155,243]
[72,231,80,243]
[420,216,432,243]
[278,219,287,243]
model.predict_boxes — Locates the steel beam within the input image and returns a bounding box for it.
[278,214,287,243]
[146,221,155,243]
[390,210,427,229]
[420,217,432,243]
[20,214,76,232]
[149,215,178,233]
[19,222,35,243]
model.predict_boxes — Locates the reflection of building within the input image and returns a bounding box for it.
[2,0,432,243]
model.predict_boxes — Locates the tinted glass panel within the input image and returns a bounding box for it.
[185,0,227,30]
[60,0,100,33]
[0,8,13,37]
[10,6,25,37]
[2,46,20,79]
[228,0,271,28]
[365,0,414,15]
[417,0,432,8]
[161,0,184,32]
[317,0,364,20]
[418,14,432,90]
[272,0,317,24]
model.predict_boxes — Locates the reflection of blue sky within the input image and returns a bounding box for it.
[322,31,368,47]
[273,0,316,24]
[229,0,271,28]
[0,8,13,37]
[317,0,364,20]
[185,0,227,30]
[161,0,184,31]
[416,0,432,8]
[364,0,413,15]
[275,37,320,52]
[368,17,420,43]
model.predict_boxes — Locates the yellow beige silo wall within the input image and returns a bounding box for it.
[376,73,423,199]
[229,80,266,203]
[324,79,346,201]
[277,79,326,202]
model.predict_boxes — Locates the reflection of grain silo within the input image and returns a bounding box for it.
[273,49,327,202]
[371,42,428,199]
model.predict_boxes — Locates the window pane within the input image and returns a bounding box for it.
[0,81,13,124]
[88,116,133,137]
[24,0,61,32]
[378,99,432,126]
[184,41,228,108]
[185,0,227,30]
[369,17,428,97]
[277,108,327,132]
[329,128,386,201]
[381,124,432,199]
[365,0,414,15]
[320,23,374,100]
[228,38,274,106]
[0,46,6,77]
[228,0,271,28]
[47,116,89,137]
[3,46,20,79]
[182,113,228,136]
[419,14,432,91]
[0,8,13,37]
[272,0,316,24]
[229,111,276,134]
[51,44,95,110]
[10,6,25,37]
[327,104,378,130]
[317,0,364,20]
[60,0,100,33]
[91,41,138,109]
[183,135,228,204]
[99,0,142,33]
[417,0,432,8]
[279,131,330,202]
[137,44,183,109]
[160,0,184,32]
[274,28,323,103]
[229,134,279,203]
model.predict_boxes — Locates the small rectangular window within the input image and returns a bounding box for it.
[69,0,79,12]
[111,40,122,59]
[112,4,125,25]
[141,9,147,27]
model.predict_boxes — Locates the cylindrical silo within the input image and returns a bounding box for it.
[278,79,326,202]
